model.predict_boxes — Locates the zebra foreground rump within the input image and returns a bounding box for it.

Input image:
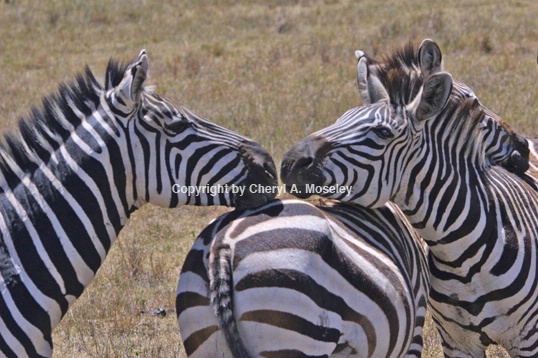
[281,42,538,357]
[0,50,276,357]
[177,199,429,357]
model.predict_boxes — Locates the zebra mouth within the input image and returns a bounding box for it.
[233,187,276,210]
[280,155,326,200]
[233,170,278,209]
[232,141,279,210]
[233,160,278,210]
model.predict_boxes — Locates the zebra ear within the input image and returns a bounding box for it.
[411,72,453,121]
[356,52,389,104]
[418,39,443,76]
[117,49,149,105]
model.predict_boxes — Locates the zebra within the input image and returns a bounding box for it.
[176,198,429,357]
[0,49,277,357]
[281,41,538,357]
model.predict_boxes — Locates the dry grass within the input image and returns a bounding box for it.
[1,0,538,357]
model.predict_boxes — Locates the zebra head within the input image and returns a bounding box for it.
[106,50,277,209]
[356,39,530,176]
[281,62,453,208]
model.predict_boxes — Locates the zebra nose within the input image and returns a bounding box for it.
[293,156,315,170]
[241,140,278,186]
[234,141,278,210]
[280,154,315,184]
[280,138,326,187]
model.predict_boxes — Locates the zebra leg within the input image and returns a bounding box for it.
[510,319,538,358]
[436,327,486,358]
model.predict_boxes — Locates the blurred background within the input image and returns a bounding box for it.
[1,0,536,356]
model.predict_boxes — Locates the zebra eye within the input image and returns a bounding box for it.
[372,126,394,140]
[165,119,190,133]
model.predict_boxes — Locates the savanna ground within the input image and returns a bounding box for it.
[1,0,537,357]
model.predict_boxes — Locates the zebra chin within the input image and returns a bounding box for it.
[232,140,279,209]
[232,186,276,209]
[232,165,279,209]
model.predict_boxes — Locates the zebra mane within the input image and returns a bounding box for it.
[0,59,129,179]
[372,41,423,107]
[444,96,485,149]
[441,95,531,178]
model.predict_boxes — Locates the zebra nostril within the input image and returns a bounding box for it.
[263,162,277,181]
[294,156,315,170]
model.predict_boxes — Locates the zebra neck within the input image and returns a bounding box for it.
[0,107,137,332]
[394,158,493,264]
[398,163,538,272]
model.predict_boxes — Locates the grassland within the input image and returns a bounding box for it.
[1,0,537,357]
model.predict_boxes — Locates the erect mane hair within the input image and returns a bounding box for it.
[372,41,423,107]
[440,95,531,182]
[444,96,486,154]
[0,58,129,181]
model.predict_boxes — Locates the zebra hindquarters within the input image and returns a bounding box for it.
[229,254,344,357]
[177,200,423,357]
[177,238,234,357]
[177,209,343,357]
[177,201,345,357]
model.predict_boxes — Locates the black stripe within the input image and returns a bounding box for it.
[10,180,85,298]
[90,119,130,214]
[180,249,208,283]
[51,148,116,251]
[176,291,209,317]
[0,332,18,358]
[241,310,340,344]
[0,279,46,357]
[229,201,319,239]
[232,228,330,270]
[0,199,69,316]
[182,325,219,356]
[134,122,153,203]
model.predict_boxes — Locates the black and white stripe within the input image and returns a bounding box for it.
[0,50,276,357]
[281,40,538,357]
[176,199,429,357]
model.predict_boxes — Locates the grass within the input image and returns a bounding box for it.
[1,0,537,356]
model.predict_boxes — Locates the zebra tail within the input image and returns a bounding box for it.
[209,243,252,358]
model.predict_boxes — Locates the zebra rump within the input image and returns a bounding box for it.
[177,199,429,357]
